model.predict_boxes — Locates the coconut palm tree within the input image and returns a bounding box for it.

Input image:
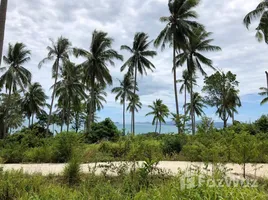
[177,70,197,116]
[0,43,31,95]
[74,30,123,130]
[127,94,142,135]
[243,1,268,43]
[146,99,170,134]
[121,32,156,135]
[0,0,8,65]
[53,61,86,132]
[39,36,71,133]
[259,87,268,105]
[185,92,206,128]
[112,73,137,135]
[154,0,202,133]
[21,82,48,127]
[176,28,221,134]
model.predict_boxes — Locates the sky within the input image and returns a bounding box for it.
[2,0,268,124]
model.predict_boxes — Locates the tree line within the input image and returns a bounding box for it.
[0,0,267,138]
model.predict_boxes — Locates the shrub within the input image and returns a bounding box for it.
[162,134,187,155]
[53,132,83,163]
[23,145,54,163]
[99,141,127,158]
[86,118,120,143]
[63,157,81,186]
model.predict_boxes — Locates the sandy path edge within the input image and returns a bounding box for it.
[1,161,268,178]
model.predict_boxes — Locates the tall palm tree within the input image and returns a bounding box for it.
[39,36,71,133]
[259,87,268,105]
[112,73,137,135]
[121,32,156,134]
[127,94,142,135]
[177,28,221,134]
[21,82,48,127]
[74,30,123,130]
[243,1,268,43]
[185,92,206,128]
[146,99,170,134]
[154,0,201,133]
[53,61,86,132]
[0,0,8,65]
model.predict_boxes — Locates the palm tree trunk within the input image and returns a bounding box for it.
[183,86,187,132]
[0,0,8,65]
[32,114,34,126]
[266,71,268,89]
[28,117,31,128]
[133,66,138,135]
[3,84,12,138]
[67,99,70,133]
[155,119,158,133]
[190,77,195,135]
[123,98,125,135]
[88,77,95,131]
[46,59,59,134]
[173,40,180,134]
[232,111,235,125]
[130,111,133,134]
[159,121,162,134]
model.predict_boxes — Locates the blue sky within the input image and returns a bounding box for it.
[2,0,268,124]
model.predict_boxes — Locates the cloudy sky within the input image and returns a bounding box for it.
[2,0,268,123]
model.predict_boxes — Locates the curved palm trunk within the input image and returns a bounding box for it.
[0,0,8,65]
[173,41,180,134]
[123,98,125,135]
[67,98,71,133]
[159,121,162,134]
[190,77,195,135]
[155,119,158,133]
[46,59,59,134]
[232,111,235,125]
[133,66,138,135]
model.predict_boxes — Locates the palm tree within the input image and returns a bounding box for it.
[259,87,268,105]
[0,43,31,95]
[185,92,206,128]
[154,0,201,133]
[21,82,48,127]
[121,32,156,135]
[112,73,137,135]
[53,61,86,132]
[39,36,71,133]
[0,43,31,136]
[243,1,268,43]
[0,0,8,65]
[177,28,221,134]
[146,99,170,134]
[177,70,197,116]
[127,94,142,135]
[74,30,123,130]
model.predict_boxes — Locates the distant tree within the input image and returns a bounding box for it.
[146,99,170,134]
[74,30,123,130]
[244,1,268,43]
[202,71,241,128]
[177,28,221,134]
[121,32,156,134]
[21,82,48,127]
[185,92,207,129]
[127,94,142,135]
[112,73,137,135]
[154,0,202,130]
[39,37,71,134]
[53,61,86,132]
[0,93,23,138]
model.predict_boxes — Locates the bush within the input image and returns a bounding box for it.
[23,145,54,163]
[86,118,120,143]
[99,141,128,158]
[162,134,187,155]
[53,132,83,163]
[63,157,81,186]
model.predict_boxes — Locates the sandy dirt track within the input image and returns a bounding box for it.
[2,161,268,178]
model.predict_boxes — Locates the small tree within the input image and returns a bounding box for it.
[231,132,258,178]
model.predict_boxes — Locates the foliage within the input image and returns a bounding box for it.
[86,118,120,143]
[63,157,81,186]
